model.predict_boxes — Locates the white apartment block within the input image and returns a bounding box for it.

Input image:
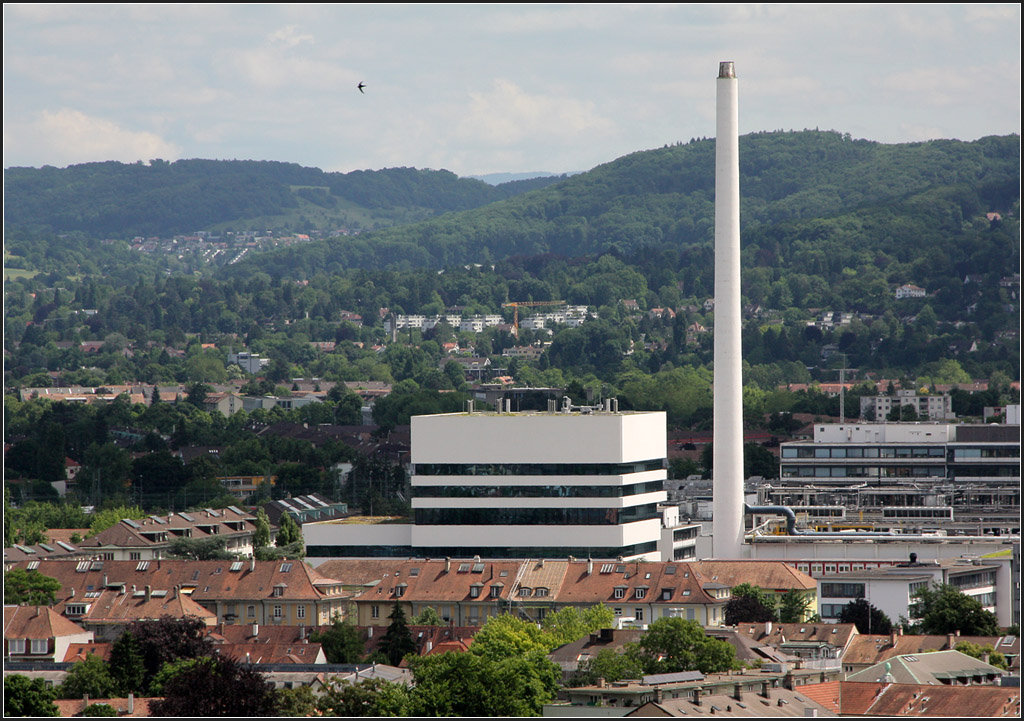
[860,389,955,421]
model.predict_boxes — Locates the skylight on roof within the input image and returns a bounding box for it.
[472,563,485,573]
[150,515,166,524]
[280,563,293,573]
[27,561,39,570]
[123,518,141,529]
[39,544,54,552]
[178,513,194,522]
[665,566,676,574]
[227,506,245,515]
[458,563,471,573]
[230,561,244,572]
[57,541,76,551]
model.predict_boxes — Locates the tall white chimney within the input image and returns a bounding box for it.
[712,61,744,558]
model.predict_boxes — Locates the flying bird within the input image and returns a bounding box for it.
[358,82,366,93]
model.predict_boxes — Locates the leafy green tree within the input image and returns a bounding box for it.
[127,616,214,689]
[310,616,365,664]
[58,655,120,700]
[837,598,893,635]
[378,603,417,666]
[909,584,1000,636]
[541,604,615,648]
[4,675,60,717]
[316,677,414,717]
[411,606,444,626]
[165,536,235,561]
[276,685,319,717]
[253,507,271,549]
[955,641,1008,670]
[4,568,61,605]
[572,646,646,686]
[777,589,813,623]
[82,703,118,717]
[725,583,778,625]
[276,512,302,547]
[468,613,550,661]
[638,617,737,674]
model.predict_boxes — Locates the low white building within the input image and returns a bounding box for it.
[817,557,1003,626]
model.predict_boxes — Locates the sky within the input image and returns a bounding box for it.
[3,4,1020,177]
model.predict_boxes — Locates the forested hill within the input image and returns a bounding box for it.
[3,159,568,237]
[223,131,1020,276]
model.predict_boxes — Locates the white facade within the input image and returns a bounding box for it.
[861,390,955,421]
[409,410,668,560]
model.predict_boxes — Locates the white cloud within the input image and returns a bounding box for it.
[5,109,181,167]
[457,79,615,145]
[269,24,315,48]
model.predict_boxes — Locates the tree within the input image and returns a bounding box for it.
[377,603,416,666]
[411,606,444,626]
[310,616,365,664]
[724,583,778,625]
[955,641,1008,670]
[82,703,118,717]
[777,589,813,623]
[127,616,214,687]
[165,535,235,561]
[149,656,279,717]
[572,646,646,686]
[108,630,146,695]
[88,505,146,537]
[58,654,120,700]
[541,604,615,648]
[637,617,737,674]
[909,584,1000,636]
[276,512,302,547]
[837,598,893,635]
[277,685,319,717]
[3,569,61,605]
[4,675,60,717]
[253,507,271,549]
[316,677,414,717]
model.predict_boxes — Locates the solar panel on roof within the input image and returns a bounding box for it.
[457,563,471,572]
[123,518,141,529]
[312,497,329,507]
[206,508,221,517]
[296,499,315,510]
[90,561,104,571]
[39,544,55,552]
[150,515,166,524]
[14,544,35,554]
[227,506,245,515]
[57,541,76,551]
[178,513,194,522]
[472,563,485,573]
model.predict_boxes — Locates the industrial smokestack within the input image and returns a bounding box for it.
[712,61,744,558]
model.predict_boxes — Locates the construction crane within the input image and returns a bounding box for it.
[501,300,566,337]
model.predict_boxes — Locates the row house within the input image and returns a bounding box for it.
[76,506,268,560]
[325,558,815,629]
[9,559,350,633]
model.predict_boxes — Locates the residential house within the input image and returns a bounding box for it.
[840,630,1019,674]
[4,605,93,662]
[58,584,217,641]
[8,559,350,632]
[690,561,818,621]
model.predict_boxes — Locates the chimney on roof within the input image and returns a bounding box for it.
[587,558,593,575]
[250,558,256,572]
[145,585,151,601]
[765,620,772,637]
[252,623,259,637]
[445,557,451,573]
[692,689,701,706]
[760,681,771,699]
[597,677,605,688]
[947,633,956,649]
[128,694,134,715]
[733,683,743,701]
[655,688,664,704]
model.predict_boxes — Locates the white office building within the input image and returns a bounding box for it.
[409,409,668,560]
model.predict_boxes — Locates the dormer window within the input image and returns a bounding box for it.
[635,588,647,600]
[518,587,532,597]
[395,583,407,598]
[661,589,672,601]
[614,586,626,599]
[470,583,482,599]
[490,586,502,598]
